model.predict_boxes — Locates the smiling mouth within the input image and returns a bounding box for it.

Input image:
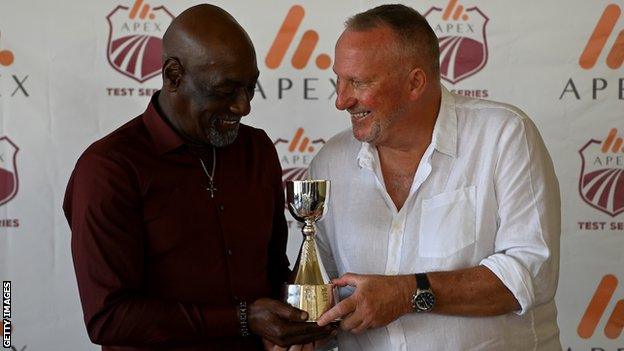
[350,111,371,120]
[214,116,241,128]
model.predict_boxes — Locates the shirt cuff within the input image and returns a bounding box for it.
[201,306,240,338]
[480,253,535,315]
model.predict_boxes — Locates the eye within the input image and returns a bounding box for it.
[204,87,236,100]
[217,88,236,96]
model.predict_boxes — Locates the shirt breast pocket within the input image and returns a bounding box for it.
[418,186,476,258]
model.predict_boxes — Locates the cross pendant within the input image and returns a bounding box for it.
[206,182,217,198]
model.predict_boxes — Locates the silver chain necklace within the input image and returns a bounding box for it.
[199,146,217,198]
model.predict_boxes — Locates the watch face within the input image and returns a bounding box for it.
[415,291,435,312]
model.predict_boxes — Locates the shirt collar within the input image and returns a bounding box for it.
[357,142,375,170]
[142,91,185,155]
[356,85,458,168]
[432,86,458,158]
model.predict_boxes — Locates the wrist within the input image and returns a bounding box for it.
[402,274,418,314]
[238,301,250,337]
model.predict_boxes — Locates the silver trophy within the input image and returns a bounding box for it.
[284,180,337,322]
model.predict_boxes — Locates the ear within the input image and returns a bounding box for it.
[162,57,184,91]
[407,67,427,100]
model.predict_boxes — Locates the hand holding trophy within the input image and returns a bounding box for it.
[284,180,338,322]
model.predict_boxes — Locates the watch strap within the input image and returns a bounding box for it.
[415,273,430,290]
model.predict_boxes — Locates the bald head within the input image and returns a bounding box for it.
[162,4,255,70]
[157,4,259,147]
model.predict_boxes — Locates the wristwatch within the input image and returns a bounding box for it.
[411,273,435,313]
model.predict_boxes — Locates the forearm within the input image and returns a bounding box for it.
[427,265,520,316]
[82,293,239,346]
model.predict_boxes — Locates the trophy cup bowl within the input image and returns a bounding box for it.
[284,180,337,322]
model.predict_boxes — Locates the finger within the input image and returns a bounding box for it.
[302,343,314,351]
[280,320,335,338]
[276,321,336,344]
[287,345,302,351]
[331,272,359,288]
[270,301,309,322]
[339,311,363,332]
[262,338,276,351]
[317,298,356,326]
[264,322,327,348]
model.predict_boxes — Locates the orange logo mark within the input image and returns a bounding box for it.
[288,128,318,153]
[0,31,14,67]
[578,274,624,339]
[580,4,624,69]
[128,0,156,20]
[442,0,470,21]
[265,5,331,70]
[601,128,624,153]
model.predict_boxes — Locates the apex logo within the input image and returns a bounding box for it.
[580,4,624,70]
[601,128,624,153]
[274,128,325,189]
[0,31,14,67]
[424,0,489,84]
[579,128,624,217]
[128,0,157,20]
[106,0,174,83]
[265,5,332,70]
[278,127,322,153]
[578,274,624,339]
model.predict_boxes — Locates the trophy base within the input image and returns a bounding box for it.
[284,283,337,322]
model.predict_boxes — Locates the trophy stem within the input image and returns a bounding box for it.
[293,229,328,285]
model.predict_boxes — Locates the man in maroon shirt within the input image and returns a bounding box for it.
[63,5,333,351]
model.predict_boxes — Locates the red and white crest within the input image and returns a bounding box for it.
[579,138,624,217]
[424,3,489,84]
[0,137,19,206]
[106,1,174,83]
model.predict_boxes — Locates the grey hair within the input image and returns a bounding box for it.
[345,4,440,74]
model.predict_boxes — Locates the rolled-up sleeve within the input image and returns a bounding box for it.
[480,114,561,315]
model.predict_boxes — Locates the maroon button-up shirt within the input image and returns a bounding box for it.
[63,93,290,351]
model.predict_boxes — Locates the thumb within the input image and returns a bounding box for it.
[332,272,360,288]
[271,301,309,322]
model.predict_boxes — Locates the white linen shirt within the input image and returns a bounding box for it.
[308,87,561,351]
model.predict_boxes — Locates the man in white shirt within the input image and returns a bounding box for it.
[310,4,561,350]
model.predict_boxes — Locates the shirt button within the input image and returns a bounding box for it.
[227,249,233,256]
[219,204,224,211]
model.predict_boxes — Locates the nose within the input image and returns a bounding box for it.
[229,88,251,117]
[335,79,355,111]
